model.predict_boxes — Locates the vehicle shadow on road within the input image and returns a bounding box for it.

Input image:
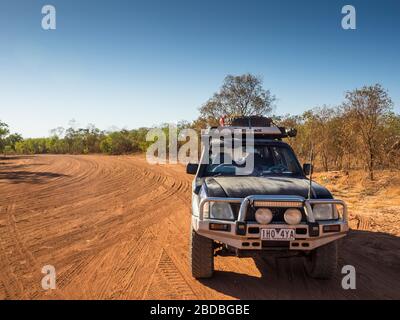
[0,156,68,184]
[200,230,400,299]
[0,155,35,161]
[0,170,68,184]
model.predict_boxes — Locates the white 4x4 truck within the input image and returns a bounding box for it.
[187,116,348,280]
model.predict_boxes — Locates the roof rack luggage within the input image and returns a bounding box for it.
[225,116,273,127]
[204,116,297,140]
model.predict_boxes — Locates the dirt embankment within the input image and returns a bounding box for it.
[0,155,399,300]
[314,170,400,236]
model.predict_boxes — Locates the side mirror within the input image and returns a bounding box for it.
[186,163,199,175]
[286,128,297,137]
[303,163,313,176]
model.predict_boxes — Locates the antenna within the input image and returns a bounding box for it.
[308,144,314,199]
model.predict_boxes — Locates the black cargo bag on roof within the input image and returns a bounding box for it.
[227,116,273,127]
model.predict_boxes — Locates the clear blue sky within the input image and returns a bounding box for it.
[1,0,399,137]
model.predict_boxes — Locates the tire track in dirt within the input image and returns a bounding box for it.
[0,204,42,299]
[0,207,26,299]
[0,155,399,300]
[143,250,197,300]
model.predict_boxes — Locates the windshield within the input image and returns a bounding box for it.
[203,144,303,177]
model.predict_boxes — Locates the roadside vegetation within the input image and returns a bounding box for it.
[276,84,400,179]
[0,124,153,156]
[195,76,400,178]
[1,74,399,179]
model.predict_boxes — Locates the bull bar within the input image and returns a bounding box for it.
[198,195,348,223]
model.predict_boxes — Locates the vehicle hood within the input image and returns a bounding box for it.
[203,176,332,199]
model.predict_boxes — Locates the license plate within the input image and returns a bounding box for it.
[261,228,295,241]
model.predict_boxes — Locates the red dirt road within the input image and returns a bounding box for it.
[0,155,399,299]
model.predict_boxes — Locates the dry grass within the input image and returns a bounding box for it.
[314,170,400,236]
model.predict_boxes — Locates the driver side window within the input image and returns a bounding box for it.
[272,147,287,167]
[271,147,298,172]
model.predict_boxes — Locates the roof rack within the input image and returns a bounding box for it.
[203,116,297,140]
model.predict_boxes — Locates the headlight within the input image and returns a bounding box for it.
[203,202,210,218]
[284,208,302,225]
[210,202,234,220]
[199,185,234,220]
[255,208,273,225]
[199,186,210,218]
[312,204,338,220]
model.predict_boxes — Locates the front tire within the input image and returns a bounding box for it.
[190,229,214,279]
[304,241,338,279]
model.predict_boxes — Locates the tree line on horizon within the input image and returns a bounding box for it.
[0,124,152,156]
[1,74,399,179]
[194,75,400,179]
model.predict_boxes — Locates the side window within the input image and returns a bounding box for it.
[272,147,288,167]
[279,147,300,172]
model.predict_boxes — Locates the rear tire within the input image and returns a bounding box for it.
[304,241,338,279]
[190,229,214,279]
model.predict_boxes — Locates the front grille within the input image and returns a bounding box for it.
[262,240,290,249]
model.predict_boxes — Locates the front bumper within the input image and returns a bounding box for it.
[192,195,349,251]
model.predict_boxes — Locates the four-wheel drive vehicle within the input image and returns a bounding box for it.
[187,117,348,280]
